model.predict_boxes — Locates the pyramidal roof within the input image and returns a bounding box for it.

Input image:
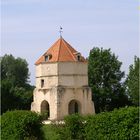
[35,38,86,65]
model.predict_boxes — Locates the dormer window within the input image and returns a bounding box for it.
[44,54,52,62]
[74,52,81,61]
[45,56,49,61]
[77,55,81,61]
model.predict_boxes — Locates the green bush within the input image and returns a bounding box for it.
[42,107,139,140]
[64,113,85,140]
[84,107,139,140]
[41,111,49,120]
[1,110,44,140]
[41,124,62,140]
[41,114,85,140]
[2,107,138,140]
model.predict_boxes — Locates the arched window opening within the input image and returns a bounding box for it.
[68,100,80,115]
[41,100,50,117]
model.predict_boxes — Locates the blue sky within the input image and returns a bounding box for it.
[1,0,139,85]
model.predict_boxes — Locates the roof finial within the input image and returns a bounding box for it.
[59,26,63,38]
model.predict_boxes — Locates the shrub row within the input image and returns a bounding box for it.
[1,110,44,140]
[1,107,139,140]
[84,106,139,140]
[46,107,139,140]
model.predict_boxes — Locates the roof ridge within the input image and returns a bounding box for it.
[57,38,62,61]
[62,39,77,61]
[46,39,59,54]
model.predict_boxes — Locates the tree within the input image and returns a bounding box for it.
[88,47,128,113]
[126,56,139,106]
[1,80,17,113]
[1,54,34,114]
[1,54,29,87]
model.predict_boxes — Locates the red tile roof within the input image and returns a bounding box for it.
[35,38,87,65]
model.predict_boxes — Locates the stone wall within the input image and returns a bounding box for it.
[31,86,95,120]
[31,61,95,120]
[35,62,88,88]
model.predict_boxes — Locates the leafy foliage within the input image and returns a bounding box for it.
[1,110,44,140]
[41,107,139,140]
[1,80,17,113]
[1,54,34,114]
[88,47,129,113]
[41,114,85,140]
[41,125,62,140]
[41,111,49,120]
[84,107,139,140]
[64,113,85,139]
[1,81,34,114]
[126,56,139,106]
[1,54,29,87]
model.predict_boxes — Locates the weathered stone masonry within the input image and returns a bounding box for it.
[31,38,95,120]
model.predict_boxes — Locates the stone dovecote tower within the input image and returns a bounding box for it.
[31,37,95,120]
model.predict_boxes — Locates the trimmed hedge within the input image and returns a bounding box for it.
[64,113,85,139]
[1,107,139,140]
[41,124,62,140]
[53,107,139,140]
[84,107,139,140]
[1,110,44,140]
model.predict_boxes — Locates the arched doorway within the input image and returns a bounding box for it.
[41,100,50,117]
[68,100,80,115]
